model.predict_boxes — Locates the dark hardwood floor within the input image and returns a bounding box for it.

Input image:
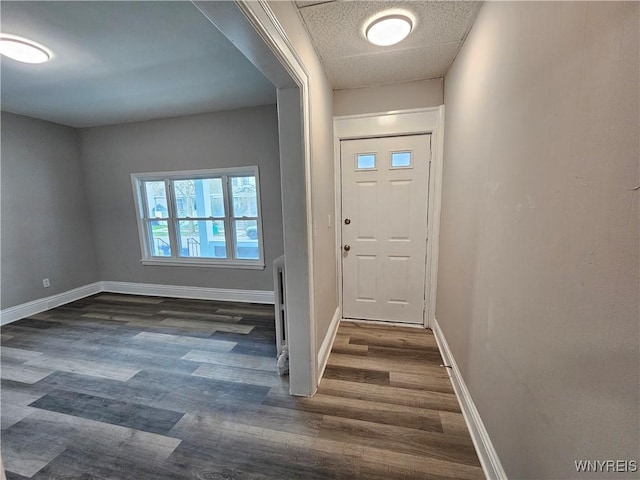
[1,294,483,479]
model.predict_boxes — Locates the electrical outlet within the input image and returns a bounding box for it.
[42,278,50,288]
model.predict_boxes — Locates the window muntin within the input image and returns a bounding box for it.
[132,167,264,268]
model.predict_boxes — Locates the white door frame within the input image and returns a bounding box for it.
[334,107,445,328]
[198,0,317,396]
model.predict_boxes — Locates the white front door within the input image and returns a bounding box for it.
[341,135,431,324]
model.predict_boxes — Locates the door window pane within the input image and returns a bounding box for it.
[230,176,257,217]
[144,181,168,218]
[177,220,226,258]
[357,154,376,169]
[148,221,171,256]
[391,151,412,168]
[234,219,259,259]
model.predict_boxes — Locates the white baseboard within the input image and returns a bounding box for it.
[0,282,102,326]
[1,281,274,325]
[431,318,508,480]
[101,281,274,304]
[316,307,341,385]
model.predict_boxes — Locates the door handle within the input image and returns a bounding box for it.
[344,218,351,225]
[343,244,351,252]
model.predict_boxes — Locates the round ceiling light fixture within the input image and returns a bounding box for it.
[365,15,413,46]
[0,34,51,64]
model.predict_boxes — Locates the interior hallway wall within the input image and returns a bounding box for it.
[1,113,99,309]
[333,78,443,116]
[268,1,338,366]
[439,2,639,478]
[79,105,283,292]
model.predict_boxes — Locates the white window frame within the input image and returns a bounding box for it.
[131,166,265,269]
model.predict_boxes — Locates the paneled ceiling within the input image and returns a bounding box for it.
[295,0,482,89]
[0,1,276,128]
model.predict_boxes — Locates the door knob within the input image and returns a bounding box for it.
[343,244,351,252]
[344,218,351,225]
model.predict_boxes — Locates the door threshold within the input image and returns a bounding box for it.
[342,318,426,329]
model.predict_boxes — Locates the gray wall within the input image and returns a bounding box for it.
[270,1,338,364]
[1,112,99,309]
[333,78,443,116]
[439,2,639,479]
[79,105,283,291]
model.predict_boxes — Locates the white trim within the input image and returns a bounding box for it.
[425,105,445,328]
[334,107,444,329]
[432,318,508,480]
[0,282,102,325]
[131,166,260,179]
[333,116,344,333]
[139,259,265,270]
[237,0,318,396]
[316,307,341,384]
[334,106,443,121]
[334,107,440,139]
[101,281,274,304]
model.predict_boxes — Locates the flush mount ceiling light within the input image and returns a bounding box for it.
[366,15,413,46]
[0,34,51,64]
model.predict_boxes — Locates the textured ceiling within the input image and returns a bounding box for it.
[0,1,276,128]
[296,0,482,89]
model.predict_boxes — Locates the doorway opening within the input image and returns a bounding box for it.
[340,134,431,325]
[334,107,445,329]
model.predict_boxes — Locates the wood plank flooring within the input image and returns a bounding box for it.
[1,294,483,479]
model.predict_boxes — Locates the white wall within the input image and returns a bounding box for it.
[1,113,99,309]
[333,78,443,116]
[79,105,283,292]
[268,1,338,366]
[439,2,639,478]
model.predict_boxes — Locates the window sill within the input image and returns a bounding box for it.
[140,259,265,270]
